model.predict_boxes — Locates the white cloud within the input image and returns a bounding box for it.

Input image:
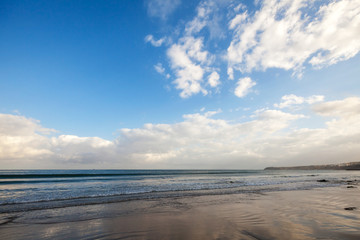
[234,77,256,98]
[227,67,234,80]
[1,97,360,168]
[50,135,115,164]
[274,94,324,108]
[154,63,165,74]
[162,1,226,97]
[274,94,304,108]
[145,35,165,47]
[0,113,115,167]
[0,114,55,161]
[53,135,112,148]
[149,0,232,98]
[167,36,211,98]
[0,114,55,136]
[229,11,247,30]
[208,71,220,87]
[146,0,181,20]
[185,6,208,35]
[227,0,360,76]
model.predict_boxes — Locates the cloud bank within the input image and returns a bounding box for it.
[1,97,360,169]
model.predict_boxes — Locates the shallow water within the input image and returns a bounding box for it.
[1,169,358,213]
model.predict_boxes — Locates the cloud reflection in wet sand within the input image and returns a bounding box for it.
[1,186,360,240]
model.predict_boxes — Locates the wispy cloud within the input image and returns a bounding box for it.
[163,1,228,98]
[146,0,360,98]
[145,35,165,47]
[154,63,170,79]
[227,0,360,77]
[274,94,324,109]
[154,63,165,74]
[146,0,181,20]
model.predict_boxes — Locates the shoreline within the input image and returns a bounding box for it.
[1,183,359,240]
[0,177,346,214]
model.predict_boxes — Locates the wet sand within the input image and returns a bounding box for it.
[1,185,359,240]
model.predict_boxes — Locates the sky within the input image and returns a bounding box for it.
[0,0,360,169]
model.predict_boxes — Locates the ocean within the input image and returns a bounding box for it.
[1,169,358,214]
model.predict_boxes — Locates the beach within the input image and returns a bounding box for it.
[1,181,359,239]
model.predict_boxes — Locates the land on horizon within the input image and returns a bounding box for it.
[265,161,360,170]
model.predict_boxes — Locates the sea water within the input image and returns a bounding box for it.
[0,169,359,213]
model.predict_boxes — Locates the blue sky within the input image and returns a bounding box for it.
[1,0,360,169]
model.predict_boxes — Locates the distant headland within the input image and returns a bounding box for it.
[264,161,360,170]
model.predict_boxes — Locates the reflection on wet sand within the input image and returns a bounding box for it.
[1,186,359,239]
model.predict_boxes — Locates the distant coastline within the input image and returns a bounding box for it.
[264,161,360,170]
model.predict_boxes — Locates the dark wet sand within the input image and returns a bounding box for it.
[1,186,359,240]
